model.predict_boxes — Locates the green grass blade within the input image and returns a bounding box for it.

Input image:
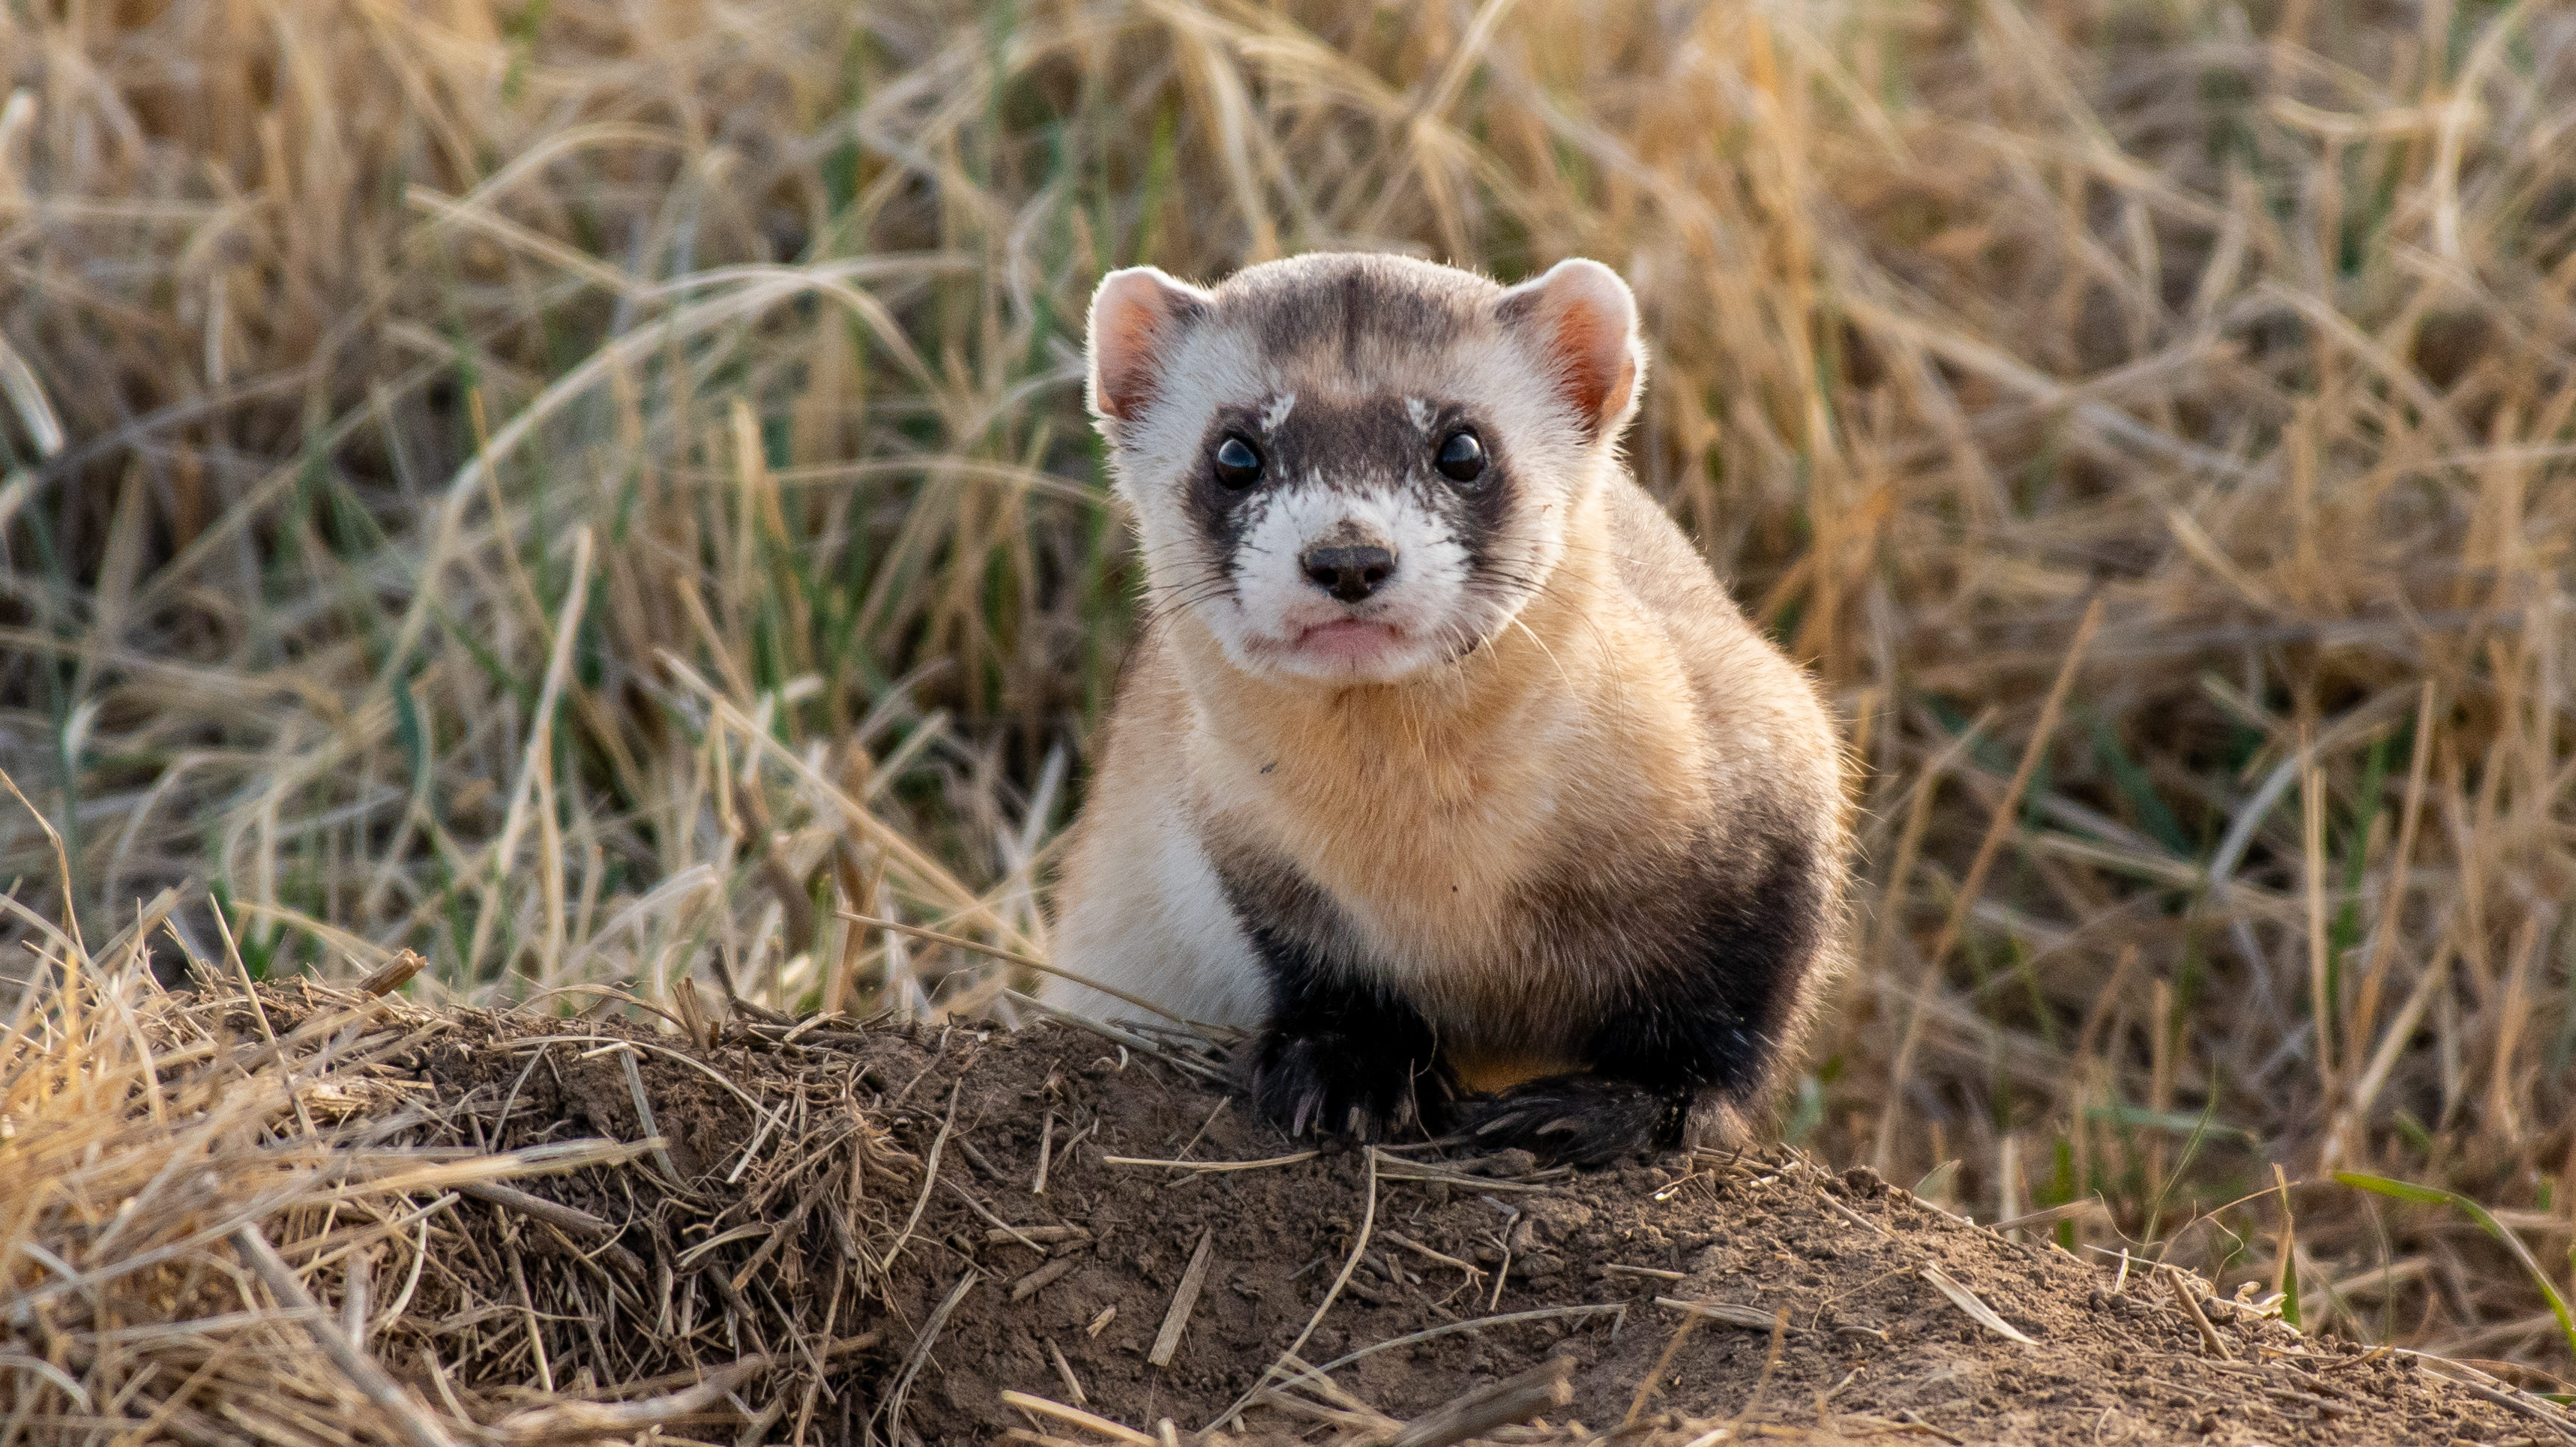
[2337,1172,2576,1363]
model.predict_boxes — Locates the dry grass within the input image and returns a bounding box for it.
[0,929,940,1444]
[1,0,2571,1385]
[0,947,681,1447]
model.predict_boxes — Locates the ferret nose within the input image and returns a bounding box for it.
[1300,544,1397,603]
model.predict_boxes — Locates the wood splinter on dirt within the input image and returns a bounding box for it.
[1149,1229,1217,1367]
[1045,1338,1089,1405]
[1382,1356,1577,1447]
[1104,1150,1322,1173]
[2161,1264,2236,1361]
[615,1047,687,1193]
[1012,1255,1082,1302]
[355,948,425,996]
[1918,1265,2038,1347]
[457,1182,645,1278]
[1379,1228,1483,1280]
[887,1268,982,1441]
[1655,1297,1793,1332]
[1002,1389,1156,1447]
[990,1224,1092,1248]
[944,1175,1049,1254]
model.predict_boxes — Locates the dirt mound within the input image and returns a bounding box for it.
[18,977,2566,1447]
[832,1020,2546,1447]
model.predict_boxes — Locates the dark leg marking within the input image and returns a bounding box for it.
[1239,921,1456,1145]
[1215,850,1456,1146]
[1466,822,1828,1167]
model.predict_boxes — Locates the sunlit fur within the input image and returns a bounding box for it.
[1049,253,1853,1152]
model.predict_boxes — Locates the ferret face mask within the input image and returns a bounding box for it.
[1084,253,1646,684]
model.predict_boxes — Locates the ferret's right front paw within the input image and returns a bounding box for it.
[1245,1030,1448,1144]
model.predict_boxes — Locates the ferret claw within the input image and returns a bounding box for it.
[1460,1074,1687,1169]
[1240,1027,1445,1147]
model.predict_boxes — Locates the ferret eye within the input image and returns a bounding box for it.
[1212,435,1263,490]
[1435,430,1486,484]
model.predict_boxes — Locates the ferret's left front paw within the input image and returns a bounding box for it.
[1462,1074,1688,1169]
[1244,1029,1450,1144]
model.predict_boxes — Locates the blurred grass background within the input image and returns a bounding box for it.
[1,0,2570,1383]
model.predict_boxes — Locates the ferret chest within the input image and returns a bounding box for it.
[1197,687,1697,986]
[1203,686,1574,900]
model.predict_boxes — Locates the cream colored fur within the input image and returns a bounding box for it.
[1046,253,1848,1134]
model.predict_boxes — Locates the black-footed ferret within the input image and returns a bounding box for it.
[1044,252,1851,1166]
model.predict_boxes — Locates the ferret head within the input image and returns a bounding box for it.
[1085,253,1646,684]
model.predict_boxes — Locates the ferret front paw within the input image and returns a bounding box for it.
[1462,1074,1688,1169]
[1244,1030,1450,1144]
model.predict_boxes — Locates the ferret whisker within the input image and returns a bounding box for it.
[1135,574,1239,631]
[1502,611,1576,692]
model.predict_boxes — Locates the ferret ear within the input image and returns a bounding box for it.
[1496,258,1645,440]
[1086,266,1213,424]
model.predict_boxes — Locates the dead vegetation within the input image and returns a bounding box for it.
[8,945,2569,1445]
[1,0,2573,1404]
